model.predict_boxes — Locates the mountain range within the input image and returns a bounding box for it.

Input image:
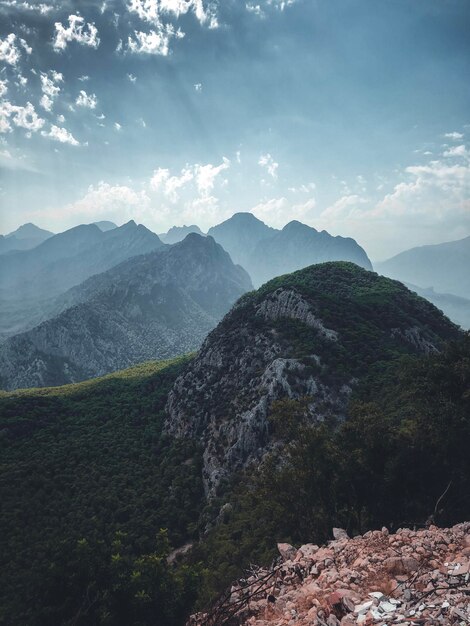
[376,236,470,300]
[0,220,163,339]
[0,234,251,390]
[1,216,468,392]
[0,223,54,255]
[207,212,372,285]
[0,261,468,625]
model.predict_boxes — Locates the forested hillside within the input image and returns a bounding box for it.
[1,265,469,626]
[0,358,205,626]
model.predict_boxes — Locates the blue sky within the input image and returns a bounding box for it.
[0,0,469,259]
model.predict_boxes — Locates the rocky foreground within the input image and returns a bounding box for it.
[191,523,470,625]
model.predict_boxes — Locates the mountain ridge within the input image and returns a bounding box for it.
[165,261,460,495]
[0,234,252,390]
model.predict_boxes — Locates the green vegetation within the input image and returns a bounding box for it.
[0,264,468,625]
[0,358,205,626]
[194,335,470,601]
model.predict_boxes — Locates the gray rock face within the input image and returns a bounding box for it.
[0,234,252,390]
[257,288,338,340]
[165,262,460,497]
[166,286,349,496]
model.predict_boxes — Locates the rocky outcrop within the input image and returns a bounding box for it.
[191,523,470,625]
[257,288,338,340]
[165,262,460,497]
[166,285,348,496]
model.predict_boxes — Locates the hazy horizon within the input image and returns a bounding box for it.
[3,212,470,263]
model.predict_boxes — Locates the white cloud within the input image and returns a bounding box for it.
[57,114,65,123]
[114,122,122,131]
[321,194,368,220]
[246,4,265,17]
[40,95,53,112]
[0,101,45,133]
[150,157,230,203]
[247,0,297,15]
[444,131,464,141]
[150,166,194,202]
[251,196,316,228]
[76,90,98,109]
[194,82,202,92]
[19,38,32,55]
[128,0,218,28]
[38,181,151,226]
[39,70,63,111]
[127,25,184,56]
[195,158,230,195]
[288,182,316,193]
[0,33,21,66]
[0,79,7,98]
[53,15,100,51]
[127,0,217,56]
[41,125,79,146]
[127,73,137,83]
[0,1,53,14]
[78,75,90,82]
[443,144,467,158]
[258,153,279,179]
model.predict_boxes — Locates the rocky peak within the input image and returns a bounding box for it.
[165,262,460,497]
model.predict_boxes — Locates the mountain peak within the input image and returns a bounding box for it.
[93,221,117,232]
[282,220,317,234]
[5,223,53,240]
[166,261,460,495]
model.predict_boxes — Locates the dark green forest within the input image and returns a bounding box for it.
[0,358,205,626]
[1,297,469,625]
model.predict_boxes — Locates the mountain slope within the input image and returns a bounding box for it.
[0,223,53,255]
[376,236,470,299]
[160,224,205,244]
[406,283,470,330]
[0,357,204,626]
[207,212,278,266]
[0,221,163,338]
[249,220,372,285]
[0,235,252,390]
[166,262,460,496]
[208,213,372,286]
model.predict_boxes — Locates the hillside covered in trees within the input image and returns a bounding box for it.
[0,264,469,625]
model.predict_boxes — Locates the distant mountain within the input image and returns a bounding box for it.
[93,220,117,232]
[208,213,371,286]
[160,224,205,244]
[406,284,470,330]
[376,236,470,300]
[0,223,53,255]
[248,220,372,285]
[0,234,252,390]
[0,221,163,338]
[207,212,278,266]
[166,262,460,496]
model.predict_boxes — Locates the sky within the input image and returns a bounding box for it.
[0,0,469,260]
